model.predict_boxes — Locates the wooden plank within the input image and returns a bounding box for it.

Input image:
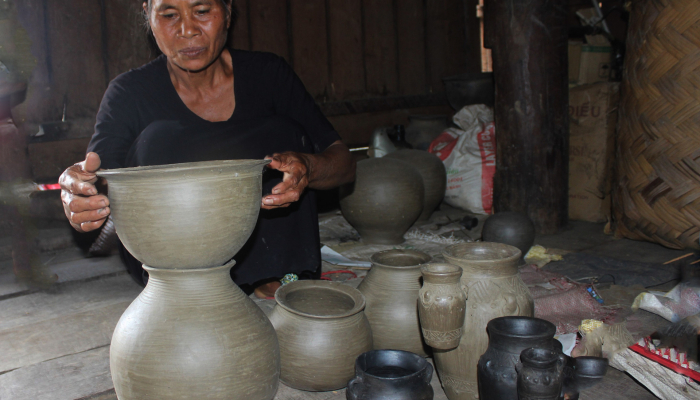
[249,0,289,61]
[327,0,365,99]
[318,93,447,116]
[45,0,107,120]
[396,0,427,95]
[103,0,153,81]
[362,0,398,95]
[290,0,329,99]
[0,346,113,400]
[425,0,467,92]
[463,0,482,73]
[231,0,250,50]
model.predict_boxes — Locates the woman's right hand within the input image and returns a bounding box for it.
[59,152,110,232]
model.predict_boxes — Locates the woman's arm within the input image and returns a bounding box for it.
[262,140,356,209]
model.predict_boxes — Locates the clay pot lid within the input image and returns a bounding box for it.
[275,280,366,319]
[443,242,521,264]
[96,159,271,178]
[370,249,432,269]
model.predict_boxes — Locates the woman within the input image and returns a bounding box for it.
[59,0,355,297]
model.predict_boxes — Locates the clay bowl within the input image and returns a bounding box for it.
[571,356,608,392]
[96,159,269,269]
[268,280,373,391]
[443,242,522,276]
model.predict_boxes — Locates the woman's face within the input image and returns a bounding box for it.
[145,0,230,72]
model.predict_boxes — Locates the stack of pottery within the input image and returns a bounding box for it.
[358,249,432,356]
[268,280,372,391]
[426,242,534,400]
[340,157,424,244]
[98,160,280,400]
[385,149,447,222]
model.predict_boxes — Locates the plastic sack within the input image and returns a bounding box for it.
[428,105,495,215]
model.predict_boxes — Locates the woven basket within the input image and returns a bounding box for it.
[614,0,700,249]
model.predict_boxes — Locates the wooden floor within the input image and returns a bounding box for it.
[0,219,676,399]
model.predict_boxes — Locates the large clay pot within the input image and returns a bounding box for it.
[516,347,566,400]
[346,350,435,400]
[385,149,447,222]
[405,114,450,150]
[477,317,559,400]
[268,280,373,391]
[358,249,432,356]
[432,242,533,400]
[98,160,280,400]
[418,263,466,350]
[340,158,424,244]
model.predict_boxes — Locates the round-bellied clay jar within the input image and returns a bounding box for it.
[385,149,447,222]
[358,249,432,357]
[268,280,373,391]
[339,157,424,244]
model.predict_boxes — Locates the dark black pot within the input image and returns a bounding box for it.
[482,212,536,257]
[562,356,608,400]
[346,350,434,400]
[477,317,558,400]
[517,347,567,400]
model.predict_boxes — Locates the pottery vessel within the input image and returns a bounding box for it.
[516,347,566,400]
[478,317,559,400]
[339,158,424,244]
[433,242,533,400]
[385,149,447,222]
[347,350,434,400]
[358,249,432,356]
[405,114,451,150]
[562,356,608,400]
[99,160,280,400]
[269,280,373,391]
[482,212,536,257]
[418,263,466,349]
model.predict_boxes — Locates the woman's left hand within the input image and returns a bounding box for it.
[262,152,310,209]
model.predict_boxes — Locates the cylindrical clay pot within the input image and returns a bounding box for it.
[110,262,280,400]
[385,149,447,222]
[358,249,432,356]
[340,157,424,244]
[477,317,559,400]
[269,280,373,391]
[99,160,280,400]
[432,242,534,400]
[516,347,566,400]
[418,263,466,350]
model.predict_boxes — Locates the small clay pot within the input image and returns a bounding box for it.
[96,159,270,269]
[346,350,434,400]
[563,356,608,399]
[339,158,424,244]
[516,347,566,400]
[385,149,447,222]
[358,249,432,357]
[269,280,373,391]
[477,317,559,400]
[418,263,465,350]
[482,212,536,257]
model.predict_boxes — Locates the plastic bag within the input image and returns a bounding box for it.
[428,105,495,215]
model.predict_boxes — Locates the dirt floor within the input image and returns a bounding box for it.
[0,205,693,399]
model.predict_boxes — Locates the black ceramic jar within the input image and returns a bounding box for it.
[477,317,559,400]
[346,350,434,400]
[516,347,566,400]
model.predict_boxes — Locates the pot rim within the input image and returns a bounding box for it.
[420,262,462,278]
[443,242,521,264]
[274,280,366,319]
[488,316,556,340]
[96,159,270,178]
[370,249,432,269]
[356,349,431,381]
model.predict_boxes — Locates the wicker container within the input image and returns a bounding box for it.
[614,0,700,249]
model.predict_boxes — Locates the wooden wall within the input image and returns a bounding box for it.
[11,0,480,179]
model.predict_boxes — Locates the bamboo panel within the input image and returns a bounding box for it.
[614,0,700,249]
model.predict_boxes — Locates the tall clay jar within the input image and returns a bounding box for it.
[433,242,533,400]
[418,263,466,350]
[358,249,432,357]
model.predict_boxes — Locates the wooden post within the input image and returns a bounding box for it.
[485,0,569,234]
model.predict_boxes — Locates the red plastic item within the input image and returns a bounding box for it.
[630,344,700,382]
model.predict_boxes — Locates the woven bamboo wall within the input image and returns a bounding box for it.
[614,0,700,249]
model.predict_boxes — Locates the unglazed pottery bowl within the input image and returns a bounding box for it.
[96,159,270,269]
[268,280,373,391]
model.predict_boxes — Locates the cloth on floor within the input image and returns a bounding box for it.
[633,282,700,323]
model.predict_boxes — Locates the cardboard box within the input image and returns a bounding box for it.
[568,82,619,223]
[568,37,612,85]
